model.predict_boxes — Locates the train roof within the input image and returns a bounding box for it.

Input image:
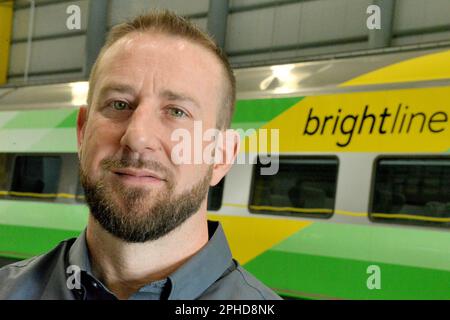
[1,47,450,153]
[1,47,450,112]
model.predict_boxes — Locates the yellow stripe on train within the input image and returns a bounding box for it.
[341,49,450,87]
[0,190,84,199]
[241,86,450,153]
[208,213,311,264]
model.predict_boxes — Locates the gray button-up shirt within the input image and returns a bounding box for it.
[0,221,281,300]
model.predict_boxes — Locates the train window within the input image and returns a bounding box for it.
[0,154,8,192]
[75,178,85,202]
[10,155,61,199]
[370,158,450,227]
[249,156,338,218]
[207,178,225,211]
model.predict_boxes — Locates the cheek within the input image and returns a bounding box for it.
[167,121,219,165]
[172,163,207,193]
[81,118,124,177]
[174,145,213,180]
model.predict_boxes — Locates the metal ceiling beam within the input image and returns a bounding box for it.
[368,0,396,49]
[207,0,229,49]
[84,0,108,78]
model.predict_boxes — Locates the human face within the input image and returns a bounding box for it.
[77,32,227,242]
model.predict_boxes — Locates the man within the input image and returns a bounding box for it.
[0,10,281,300]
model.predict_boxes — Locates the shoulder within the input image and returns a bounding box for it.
[0,240,72,299]
[200,260,282,300]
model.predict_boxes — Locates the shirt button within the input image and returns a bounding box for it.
[92,282,98,288]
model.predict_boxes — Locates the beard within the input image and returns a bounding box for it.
[79,157,212,243]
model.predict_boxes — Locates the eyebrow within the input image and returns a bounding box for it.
[98,83,136,99]
[161,90,200,109]
[97,84,201,109]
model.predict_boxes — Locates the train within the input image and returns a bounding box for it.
[0,47,449,299]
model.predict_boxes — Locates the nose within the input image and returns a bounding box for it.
[120,103,164,155]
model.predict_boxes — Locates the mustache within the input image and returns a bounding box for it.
[100,158,173,181]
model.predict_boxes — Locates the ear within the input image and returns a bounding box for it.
[77,106,88,160]
[210,129,240,186]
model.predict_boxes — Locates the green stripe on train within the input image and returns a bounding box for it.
[0,109,78,152]
[0,225,82,260]
[232,97,303,131]
[244,223,450,299]
[0,200,87,259]
[248,251,450,299]
[0,97,303,130]
[57,110,79,128]
[1,201,449,299]
[0,97,304,152]
[1,109,75,129]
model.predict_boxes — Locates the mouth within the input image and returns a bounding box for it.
[111,168,166,185]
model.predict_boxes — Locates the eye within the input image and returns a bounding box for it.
[167,107,187,118]
[110,100,130,111]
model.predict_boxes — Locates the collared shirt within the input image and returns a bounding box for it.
[0,221,282,300]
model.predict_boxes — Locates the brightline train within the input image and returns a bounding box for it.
[0,48,449,299]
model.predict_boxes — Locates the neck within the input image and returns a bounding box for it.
[85,208,209,300]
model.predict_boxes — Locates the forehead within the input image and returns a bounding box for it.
[93,31,224,108]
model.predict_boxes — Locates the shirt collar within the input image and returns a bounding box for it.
[68,229,91,273]
[167,220,233,299]
[68,220,233,300]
